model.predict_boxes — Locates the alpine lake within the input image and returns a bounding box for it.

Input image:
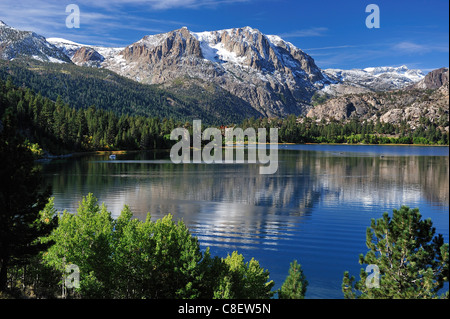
[38,144,449,299]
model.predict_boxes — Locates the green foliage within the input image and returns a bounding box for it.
[342,206,449,299]
[23,139,44,159]
[278,260,308,299]
[112,210,204,299]
[311,92,330,106]
[33,194,275,299]
[43,194,115,298]
[240,117,449,145]
[213,251,275,299]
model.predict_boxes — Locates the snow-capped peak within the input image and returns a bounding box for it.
[0,20,16,31]
[266,34,289,47]
[47,37,85,59]
[0,25,72,63]
[322,65,426,94]
[0,20,13,28]
[190,27,302,67]
[363,65,424,80]
[47,37,84,47]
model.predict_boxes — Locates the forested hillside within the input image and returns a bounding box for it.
[0,77,182,154]
[0,59,261,125]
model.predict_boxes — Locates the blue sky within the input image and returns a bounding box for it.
[0,0,448,70]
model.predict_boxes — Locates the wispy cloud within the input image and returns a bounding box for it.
[0,0,198,45]
[393,41,427,53]
[392,41,449,54]
[0,0,251,45]
[303,44,360,51]
[279,27,328,38]
[0,2,64,35]
[150,0,250,9]
[74,0,250,10]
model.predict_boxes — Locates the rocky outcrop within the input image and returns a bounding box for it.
[121,27,203,64]
[307,69,449,131]
[410,67,449,90]
[71,47,104,67]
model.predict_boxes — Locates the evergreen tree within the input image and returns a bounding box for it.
[342,206,449,299]
[278,260,308,299]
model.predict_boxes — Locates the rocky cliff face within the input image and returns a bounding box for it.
[307,68,449,131]
[103,27,327,118]
[71,47,104,67]
[410,67,449,90]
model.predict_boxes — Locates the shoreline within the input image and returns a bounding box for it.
[35,143,449,161]
[303,142,449,147]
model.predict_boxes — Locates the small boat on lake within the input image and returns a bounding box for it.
[109,155,117,160]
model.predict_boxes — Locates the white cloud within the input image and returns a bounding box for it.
[393,41,427,53]
[0,0,197,45]
[303,44,360,51]
[0,0,251,45]
[74,0,250,10]
[392,41,449,55]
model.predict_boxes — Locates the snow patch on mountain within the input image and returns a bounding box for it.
[0,20,13,29]
[324,65,425,87]
[193,32,248,65]
[47,37,124,67]
[363,65,424,81]
[47,38,84,58]
[320,65,426,96]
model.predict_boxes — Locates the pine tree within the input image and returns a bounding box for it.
[342,206,449,299]
[278,260,308,299]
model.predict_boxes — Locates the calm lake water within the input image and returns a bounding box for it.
[39,144,449,299]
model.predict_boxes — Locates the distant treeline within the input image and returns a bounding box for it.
[241,115,449,145]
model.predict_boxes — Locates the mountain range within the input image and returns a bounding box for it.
[307,67,449,131]
[0,20,448,127]
[48,26,328,118]
[320,66,426,96]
